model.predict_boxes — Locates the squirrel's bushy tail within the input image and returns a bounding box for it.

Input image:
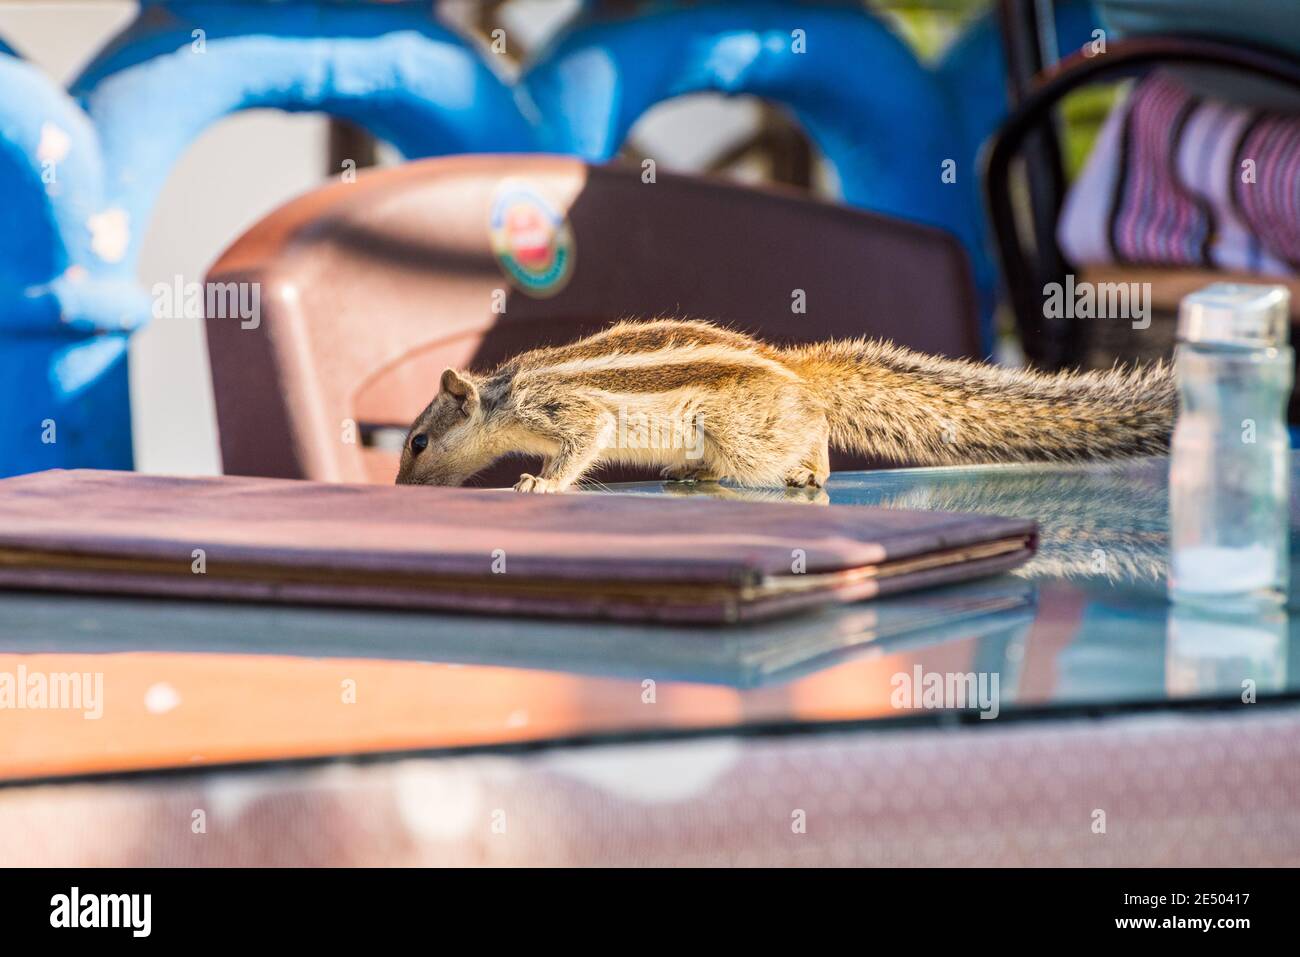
[780,339,1175,465]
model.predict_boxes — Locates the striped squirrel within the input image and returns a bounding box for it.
[395,318,1174,492]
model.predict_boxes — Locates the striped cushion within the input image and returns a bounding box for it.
[1061,70,1300,275]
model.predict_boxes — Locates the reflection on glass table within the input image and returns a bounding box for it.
[0,454,1296,780]
[620,453,1299,703]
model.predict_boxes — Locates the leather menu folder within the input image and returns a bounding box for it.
[0,470,1037,624]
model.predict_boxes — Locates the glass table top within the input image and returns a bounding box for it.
[1,455,1296,782]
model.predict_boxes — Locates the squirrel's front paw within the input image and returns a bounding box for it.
[784,468,827,490]
[514,473,561,494]
[660,464,721,483]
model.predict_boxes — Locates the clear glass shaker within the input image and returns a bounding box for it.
[1169,283,1292,608]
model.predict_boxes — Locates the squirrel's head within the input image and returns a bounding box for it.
[395,369,495,487]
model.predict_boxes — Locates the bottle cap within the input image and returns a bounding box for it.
[1177,283,1291,348]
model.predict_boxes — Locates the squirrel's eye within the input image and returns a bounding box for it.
[409,434,429,455]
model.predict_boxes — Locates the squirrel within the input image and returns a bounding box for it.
[395,318,1174,492]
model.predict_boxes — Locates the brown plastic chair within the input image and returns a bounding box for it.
[206,154,979,487]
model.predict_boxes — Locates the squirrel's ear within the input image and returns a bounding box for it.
[440,368,479,408]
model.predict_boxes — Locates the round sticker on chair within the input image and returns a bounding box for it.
[489,180,575,298]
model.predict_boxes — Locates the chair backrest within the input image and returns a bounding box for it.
[206,154,979,486]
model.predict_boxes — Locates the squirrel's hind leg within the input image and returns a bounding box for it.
[783,434,831,489]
